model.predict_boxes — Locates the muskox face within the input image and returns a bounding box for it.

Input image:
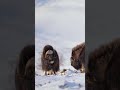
[71,49,80,62]
[45,50,54,64]
[71,49,82,70]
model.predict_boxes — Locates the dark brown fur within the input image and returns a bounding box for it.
[86,38,120,90]
[15,45,35,90]
[24,57,35,90]
[70,42,85,73]
[41,45,59,75]
[105,45,120,90]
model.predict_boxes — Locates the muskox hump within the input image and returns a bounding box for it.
[15,45,35,90]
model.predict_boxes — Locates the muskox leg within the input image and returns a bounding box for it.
[48,70,54,75]
[53,71,56,75]
[45,71,47,75]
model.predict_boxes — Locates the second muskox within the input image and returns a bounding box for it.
[41,45,59,75]
[15,45,35,90]
[86,38,120,90]
[70,42,85,73]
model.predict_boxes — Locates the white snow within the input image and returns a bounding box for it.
[35,0,85,90]
[35,69,85,90]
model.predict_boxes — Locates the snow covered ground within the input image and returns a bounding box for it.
[35,69,85,90]
[35,0,85,90]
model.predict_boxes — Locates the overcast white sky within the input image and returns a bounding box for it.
[35,0,85,66]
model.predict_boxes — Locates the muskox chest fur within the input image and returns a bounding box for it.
[41,45,59,75]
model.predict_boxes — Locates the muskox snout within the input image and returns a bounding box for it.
[48,55,53,60]
[80,63,85,73]
[45,50,54,60]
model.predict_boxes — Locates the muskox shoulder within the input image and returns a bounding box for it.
[72,42,85,52]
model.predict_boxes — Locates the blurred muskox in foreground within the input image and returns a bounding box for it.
[86,38,120,90]
[41,45,59,75]
[15,45,35,90]
[71,42,85,73]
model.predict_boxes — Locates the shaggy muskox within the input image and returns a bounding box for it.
[86,38,120,90]
[70,42,85,73]
[41,45,59,75]
[15,45,35,90]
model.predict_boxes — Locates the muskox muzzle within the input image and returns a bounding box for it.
[71,57,80,70]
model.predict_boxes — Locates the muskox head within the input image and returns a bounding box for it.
[41,45,59,75]
[71,42,85,73]
[15,45,35,90]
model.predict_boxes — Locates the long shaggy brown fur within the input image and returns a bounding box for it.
[70,42,85,73]
[105,45,120,90]
[41,45,59,75]
[15,45,35,90]
[24,57,35,90]
[86,38,120,90]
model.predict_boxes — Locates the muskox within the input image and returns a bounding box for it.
[41,45,59,75]
[86,38,120,90]
[70,42,85,73]
[15,45,35,90]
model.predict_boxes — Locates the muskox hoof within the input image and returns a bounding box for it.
[80,63,85,73]
[80,68,85,73]
[60,69,67,75]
